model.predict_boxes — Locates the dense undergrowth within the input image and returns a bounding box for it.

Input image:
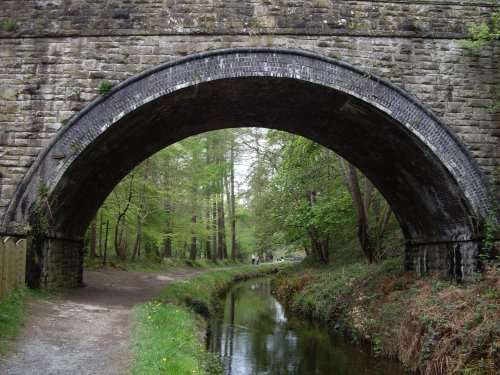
[272,258,499,374]
[130,263,284,375]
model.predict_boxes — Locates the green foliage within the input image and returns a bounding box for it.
[481,187,499,264]
[249,17,260,28]
[38,183,49,198]
[248,133,352,261]
[244,130,400,264]
[373,335,383,357]
[88,128,400,269]
[0,21,18,32]
[273,257,404,330]
[264,34,274,46]
[30,183,52,237]
[456,10,500,50]
[87,129,261,263]
[491,84,500,113]
[419,314,449,361]
[482,286,498,300]
[98,80,113,95]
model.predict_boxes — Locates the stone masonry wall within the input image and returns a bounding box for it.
[405,241,479,282]
[0,0,496,38]
[25,237,83,289]
[0,0,498,227]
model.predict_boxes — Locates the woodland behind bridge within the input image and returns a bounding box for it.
[85,128,401,266]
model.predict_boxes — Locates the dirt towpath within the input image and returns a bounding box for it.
[0,267,205,375]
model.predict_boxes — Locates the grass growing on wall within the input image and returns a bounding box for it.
[130,264,284,375]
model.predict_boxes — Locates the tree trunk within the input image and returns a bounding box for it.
[132,165,148,261]
[131,218,142,261]
[163,200,172,259]
[230,138,237,261]
[190,215,197,261]
[218,190,228,259]
[98,209,103,257]
[364,179,374,219]
[308,228,329,264]
[163,234,172,258]
[114,172,135,260]
[205,204,212,260]
[217,194,224,259]
[212,197,218,261]
[348,163,375,263]
[89,218,97,258]
[375,202,392,258]
[114,215,125,259]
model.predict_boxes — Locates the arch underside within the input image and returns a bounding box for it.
[47,77,479,242]
[3,49,487,260]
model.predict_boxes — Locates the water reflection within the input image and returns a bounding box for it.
[208,278,404,375]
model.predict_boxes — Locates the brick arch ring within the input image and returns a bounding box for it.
[3,47,489,279]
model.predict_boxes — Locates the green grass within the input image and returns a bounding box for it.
[130,264,285,374]
[0,287,52,353]
[131,301,221,375]
[98,80,113,95]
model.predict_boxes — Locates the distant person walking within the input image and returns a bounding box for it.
[251,254,256,265]
[256,256,260,265]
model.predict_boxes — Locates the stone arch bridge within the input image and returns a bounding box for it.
[0,0,498,288]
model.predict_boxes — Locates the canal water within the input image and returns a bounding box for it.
[208,278,404,375]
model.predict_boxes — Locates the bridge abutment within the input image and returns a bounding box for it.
[23,236,484,290]
[405,240,480,282]
[26,237,83,290]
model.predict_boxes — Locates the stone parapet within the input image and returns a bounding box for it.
[0,0,496,38]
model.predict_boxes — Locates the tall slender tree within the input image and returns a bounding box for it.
[230,135,237,261]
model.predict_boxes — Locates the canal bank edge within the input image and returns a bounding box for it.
[130,264,286,375]
[271,257,499,374]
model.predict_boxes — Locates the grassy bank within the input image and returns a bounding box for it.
[272,258,499,374]
[0,287,52,353]
[130,263,284,375]
[85,255,246,274]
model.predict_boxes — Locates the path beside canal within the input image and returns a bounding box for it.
[0,267,205,375]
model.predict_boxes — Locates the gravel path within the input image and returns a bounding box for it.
[0,267,204,375]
